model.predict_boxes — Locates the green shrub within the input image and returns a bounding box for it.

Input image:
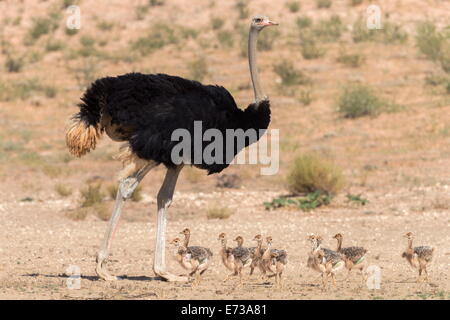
[206,206,233,219]
[55,184,72,197]
[337,84,383,118]
[5,55,24,72]
[337,51,365,68]
[26,17,58,43]
[416,21,443,61]
[350,0,364,5]
[286,1,300,13]
[300,37,325,59]
[188,57,208,82]
[382,22,408,44]
[96,20,115,31]
[131,23,177,55]
[298,89,313,106]
[273,60,311,86]
[352,19,377,43]
[316,0,331,9]
[313,15,344,42]
[287,153,344,195]
[45,39,65,52]
[258,28,280,51]
[296,16,313,30]
[211,17,225,30]
[80,184,104,207]
[235,0,249,19]
[217,30,234,48]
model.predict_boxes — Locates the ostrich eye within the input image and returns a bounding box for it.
[254,18,262,23]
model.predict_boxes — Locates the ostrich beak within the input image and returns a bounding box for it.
[264,20,278,26]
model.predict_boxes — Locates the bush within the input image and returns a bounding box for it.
[287,153,344,195]
[337,51,365,68]
[80,184,104,207]
[206,207,233,219]
[55,184,72,197]
[337,84,383,118]
[296,16,313,30]
[211,17,225,30]
[188,57,208,82]
[235,0,249,19]
[5,55,24,72]
[217,30,234,48]
[313,15,344,42]
[300,37,325,59]
[352,19,377,43]
[416,21,443,61]
[26,17,58,43]
[286,1,300,13]
[273,60,311,86]
[350,0,364,5]
[258,28,280,51]
[131,23,177,55]
[316,0,331,9]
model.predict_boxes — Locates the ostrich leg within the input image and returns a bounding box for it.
[153,165,188,282]
[96,162,157,281]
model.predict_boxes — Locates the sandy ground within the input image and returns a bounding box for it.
[0,185,448,300]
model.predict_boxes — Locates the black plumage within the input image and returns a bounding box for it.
[74,72,271,174]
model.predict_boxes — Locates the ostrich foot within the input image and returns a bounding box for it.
[154,269,188,282]
[96,259,121,281]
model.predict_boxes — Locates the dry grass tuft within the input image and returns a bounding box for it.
[287,153,344,195]
[206,207,234,220]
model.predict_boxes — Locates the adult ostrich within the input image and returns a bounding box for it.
[66,15,278,282]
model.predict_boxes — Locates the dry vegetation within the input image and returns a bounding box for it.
[0,0,449,300]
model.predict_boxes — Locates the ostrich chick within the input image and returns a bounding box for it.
[231,236,253,284]
[170,237,212,286]
[249,234,266,277]
[333,233,368,283]
[401,232,434,282]
[218,233,237,281]
[307,234,344,290]
[261,236,288,287]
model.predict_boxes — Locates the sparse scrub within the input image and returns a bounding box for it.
[313,15,344,42]
[131,23,177,55]
[316,0,331,9]
[96,20,115,31]
[300,37,325,59]
[0,78,55,101]
[352,19,407,44]
[5,55,24,73]
[297,89,313,106]
[80,183,104,207]
[287,153,344,195]
[55,184,72,197]
[25,16,58,44]
[286,1,300,13]
[188,57,208,82]
[235,0,249,20]
[206,206,233,220]
[296,16,312,30]
[273,60,311,86]
[337,51,365,68]
[258,28,280,51]
[211,17,225,30]
[350,0,364,5]
[71,58,99,89]
[217,30,234,48]
[65,207,89,221]
[149,0,165,6]
[337,84,401,118]
[94,203,112,221]
[352,19,377,43]
[45,39,65,52]
[416,21,443,61]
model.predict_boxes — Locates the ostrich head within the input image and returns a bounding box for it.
[170,237,182,247]
[179,228,190,236]
[250,15,278,30]
[253,234,262,242]
[404,232,414,240]
[333,233,343,240]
